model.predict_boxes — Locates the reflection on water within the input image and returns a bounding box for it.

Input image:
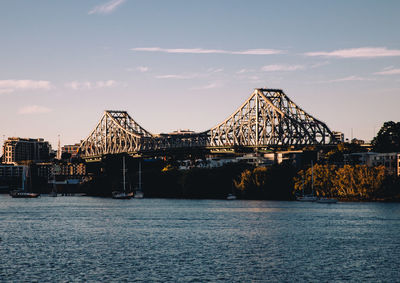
[1,196,400,282]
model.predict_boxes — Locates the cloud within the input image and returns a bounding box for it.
[155,74,202,79]
[126,66,150,72]
[136,66,150,73]
[323,75,374,83]
[261,64,305,72]
[310,61,330,68]
[235,73,265,83]
[207,67,223,73]
[0,89,15,94]
[131,47,284,55]
[375,67,400,75]
[18,105,52,115]
[245,76,263,83]
[156,68,224,80]
[65,80,117,90]
[234,49,284,55]
[305,47,400,58]
[88,0,126,15]
[0,80,52,90]
[236,68,254,74]
[191,82,223,90]
[0,80,52,94]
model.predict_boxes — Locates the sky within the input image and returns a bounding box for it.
[1,0,400,152]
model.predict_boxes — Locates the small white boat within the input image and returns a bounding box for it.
[134,161,144,199]
[296,194,318,202]
[112,156,132,199]
[10,167,40,198]
[317,197,338,203]
[134,191,144,199]
[112,191,133,199]
[226,193,237,200]
[297,161,317,202]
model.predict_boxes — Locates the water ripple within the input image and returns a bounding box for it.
[0,196,399,282]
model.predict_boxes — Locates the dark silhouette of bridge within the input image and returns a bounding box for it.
[79,88,336,160]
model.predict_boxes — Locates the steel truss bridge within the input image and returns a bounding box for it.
[80,88,336,160]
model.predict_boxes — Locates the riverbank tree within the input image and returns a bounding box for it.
[234,163,296,200]
[293,164,400,201]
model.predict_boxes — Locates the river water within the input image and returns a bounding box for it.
[1,196,399,282]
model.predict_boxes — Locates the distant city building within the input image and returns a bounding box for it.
[36,162,53,179]
[0,164,27,191]
[344,152,377,167]
[263,151,305,166]
[35,162,86,186]
[344,152,400,176]
[332,131,344,143]
[2,137,51,164]
[237,154,272,167]
[61,143,81,158]
[0,164,26,177]
[168,129,195,135]
[369,152,400,176]
[58,163,86,177]
[177,151,307,170]
[351,138,365,145]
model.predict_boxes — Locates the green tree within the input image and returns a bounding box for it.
[372,121,400,152]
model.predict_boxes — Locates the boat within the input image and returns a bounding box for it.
[134,191,144,199]
[10,190,40,198]
[112,156,132,199]
[226,181,237,200]
[134,160,144,198]
[226,193,237,200]
[296,160,317,202]
[297,194,318,202]
[10,166,40,198]
[317,197,338,203]
[112,191,133,199]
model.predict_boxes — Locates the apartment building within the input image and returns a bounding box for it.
[2,137,51,164]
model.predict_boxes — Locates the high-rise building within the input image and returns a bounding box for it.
[2,137,51,164]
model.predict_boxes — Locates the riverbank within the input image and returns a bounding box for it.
[80,160,400,202]
[5,157,398,202]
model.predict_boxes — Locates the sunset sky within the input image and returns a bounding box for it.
[1,0,400,151]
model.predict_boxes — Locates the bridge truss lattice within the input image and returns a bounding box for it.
[79,88,336,159]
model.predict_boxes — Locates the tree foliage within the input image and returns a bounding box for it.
[234,164,296,200]
[325,143,366,163]
[293,164,388,200]
[372,121,400,152]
